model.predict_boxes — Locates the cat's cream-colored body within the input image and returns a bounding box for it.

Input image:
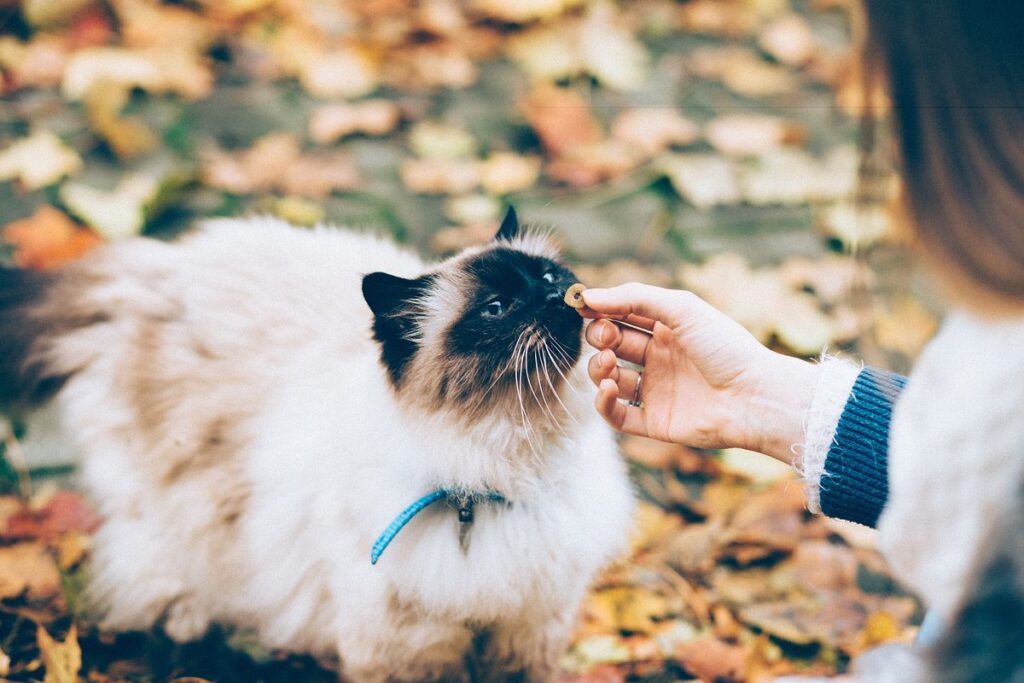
[47,218,634,681]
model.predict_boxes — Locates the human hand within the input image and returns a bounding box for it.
[580,283,820,464]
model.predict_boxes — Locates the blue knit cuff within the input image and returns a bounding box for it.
[819,367,907,528]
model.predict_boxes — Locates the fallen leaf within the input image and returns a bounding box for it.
[820,201,892,249]
[739,146,858,206]
[430,223,497,254]
[562,634,632,672]
[472,0,583,23]
[519,86,603,158]
[2,206,101,270]
[610,109,699,158]
[676,637,746,682]
[758,13,818,66]
[37,625,82,683]
[873,297,938,357]
[0,35,71,89]
[690,46,799,98]
[400,158,480,194]
[678,0,758,38]
[0,543,61,600]
[706,113,805,158]
[22,0,94,28]
[299,46,379,99]
[0,130,83,191]
[587,586,671,634]
[270,196,325,227]
[84,80,158,159]
[657,153,741,209]
[443,194,502,225]
[56,531,90,570]
[506,3,648,91]
[408,121,477,159]
[203,134,359,198]
[479,153,541,195]
[112,0,215,53]
[577,2,648,92]
[719,448,794,483]
[545,141,640,187]
[308,100,401,144]
[3,490,101,540]
[62,46,213,100]
[629,501,682,553]
[60,173,165,240]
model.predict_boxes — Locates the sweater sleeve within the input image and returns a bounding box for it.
[818,367,907,527]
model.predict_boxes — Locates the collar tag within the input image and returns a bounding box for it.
[370,489,507,565]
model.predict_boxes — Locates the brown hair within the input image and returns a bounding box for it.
[861,1,1024,305]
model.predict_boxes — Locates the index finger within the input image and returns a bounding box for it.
[581,283,695,328]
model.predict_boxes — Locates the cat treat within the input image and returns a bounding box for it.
[564,283,587,309]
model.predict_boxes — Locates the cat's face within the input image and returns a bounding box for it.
[362,208,583,419]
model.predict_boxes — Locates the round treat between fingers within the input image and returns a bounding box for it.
[564,283,587,309]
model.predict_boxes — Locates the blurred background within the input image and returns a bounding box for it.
[0,0,937,681]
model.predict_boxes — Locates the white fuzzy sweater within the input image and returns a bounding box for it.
[796,308,1024,679]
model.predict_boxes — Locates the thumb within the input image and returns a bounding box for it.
[581,283,699,328]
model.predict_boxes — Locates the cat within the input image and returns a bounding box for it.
[0,209,635,682]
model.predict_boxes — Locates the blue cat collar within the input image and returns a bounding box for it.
[370,489,506,565]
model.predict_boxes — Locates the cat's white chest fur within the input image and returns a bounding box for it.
[50,217,635,682]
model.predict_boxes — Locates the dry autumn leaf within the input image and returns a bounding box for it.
[0,542,61,600]
[705,113,805,158]
[689,46,800,97]
[479,153,541,195]
[84,79,158,159]
[2,206,101,270]
[400,158,480,194]
[60,173,164,239]
[37,625,82,683]
[610,109,699,158]
[203,133,360,198]
[519,86,603,158]
[0,130,83,191]
[62,46,213,100]
[758,13,818,66]
[657,153,741,209]
[308,100,401,144]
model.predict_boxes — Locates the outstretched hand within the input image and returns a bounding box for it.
[579,283,820,464]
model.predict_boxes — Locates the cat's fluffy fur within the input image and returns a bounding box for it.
[0,215,634,682]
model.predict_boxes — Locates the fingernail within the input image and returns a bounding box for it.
[598,321,612,344]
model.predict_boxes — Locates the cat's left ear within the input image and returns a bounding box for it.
[362,272,429,319]
[495,206,519,241]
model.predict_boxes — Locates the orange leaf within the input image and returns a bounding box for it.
[3,206,101,270]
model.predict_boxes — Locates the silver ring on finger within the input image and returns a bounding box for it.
[629,372,644,407]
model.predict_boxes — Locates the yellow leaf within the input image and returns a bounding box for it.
[36,625,82,683]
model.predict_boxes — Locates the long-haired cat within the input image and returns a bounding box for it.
[0,209,635,682]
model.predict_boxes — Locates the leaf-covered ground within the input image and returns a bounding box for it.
[0,0,936,680]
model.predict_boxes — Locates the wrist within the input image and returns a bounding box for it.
[737,353,821,464]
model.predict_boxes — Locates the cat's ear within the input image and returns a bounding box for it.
[361,272,427,318]
[362,272,431,386]
[495,206,519,241]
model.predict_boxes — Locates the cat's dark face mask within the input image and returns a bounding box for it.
[362,208,584,411]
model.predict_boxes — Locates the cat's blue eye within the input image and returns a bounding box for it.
[542,271,556,283]
[482,298,506,318]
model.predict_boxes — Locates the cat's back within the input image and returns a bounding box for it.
[65,216,424,365]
